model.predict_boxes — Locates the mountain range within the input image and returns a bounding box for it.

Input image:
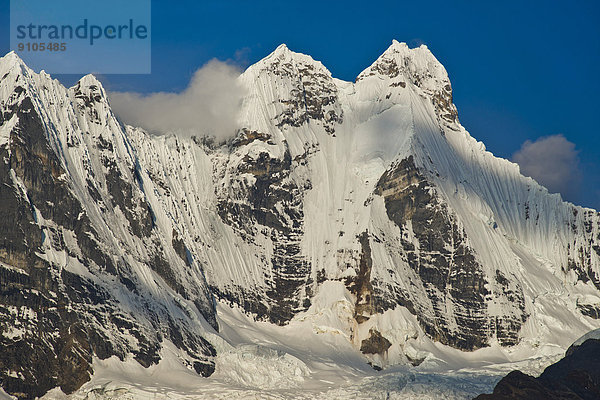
[1,41,599,398]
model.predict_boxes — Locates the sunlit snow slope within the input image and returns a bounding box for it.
[1,41,600,398]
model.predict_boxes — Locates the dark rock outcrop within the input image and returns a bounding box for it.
[475,338,600,400]
[374,156,526,350]
[360,329,392,355]
[347,231,376,324]
[217,146,312,325]
[265,46,343,134]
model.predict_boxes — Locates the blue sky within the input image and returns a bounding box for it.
[1,0,599,208]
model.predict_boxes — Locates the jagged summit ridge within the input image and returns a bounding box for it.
[240,40,457,137]
[255,41,446,85]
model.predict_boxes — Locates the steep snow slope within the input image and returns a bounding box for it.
[1,40,600,398]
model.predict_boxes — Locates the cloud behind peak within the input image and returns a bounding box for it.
[512,134,581,202]
[108,59,245,140]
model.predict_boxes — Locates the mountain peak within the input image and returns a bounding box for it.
[389,39,409,50]
[76,74,105,90]
[0,51,28,77]
[358,40,442,81]
[0,51,25,67]
[379,40,431,60]
[273,43,290,55]
[386,39,431,55]
[2,42,600,400]
[71,74,109,105]
[245,43,331,80]
[262,43,315,65]
[70,74,112,121]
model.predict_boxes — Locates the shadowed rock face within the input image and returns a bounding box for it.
[0,95,117,397]
[374,156,526,351]
[0,87,216,398]
[475,338,600,400]
[577,303,600,319]
[217,145,313,325]
[348,232,376,324]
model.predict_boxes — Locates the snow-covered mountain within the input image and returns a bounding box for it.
[1,41,600,398]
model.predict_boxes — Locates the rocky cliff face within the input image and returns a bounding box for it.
[1,40,600,397]
[0,54,217,399]
[373,155,525,350]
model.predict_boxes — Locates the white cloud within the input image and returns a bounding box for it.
[512,134,581,201]
[108,59,245,140]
